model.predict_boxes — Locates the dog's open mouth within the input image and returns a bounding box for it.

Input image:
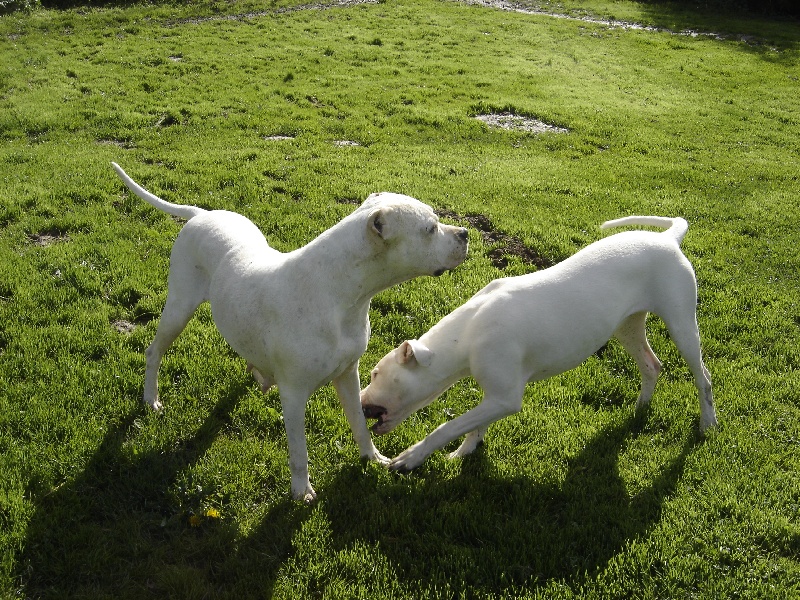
[362,404,388,433]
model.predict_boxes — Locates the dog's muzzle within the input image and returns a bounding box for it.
[362,404,388,432]
[433,228,469,277]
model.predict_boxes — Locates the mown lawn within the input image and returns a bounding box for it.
[1,0,799,597]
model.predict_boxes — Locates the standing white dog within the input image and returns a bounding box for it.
[361,216,718,473]
[112,163,468,501]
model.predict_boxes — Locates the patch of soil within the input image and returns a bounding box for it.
[335,196,362,206]
[28,231,69,247]
[112,319,136,334]
[155,113,179,128]
[475,113,568,134]
[437,209,553,270]
[96,138,136,149]
[327,202,550,269]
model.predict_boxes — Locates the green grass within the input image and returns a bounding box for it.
[1,0,799,597]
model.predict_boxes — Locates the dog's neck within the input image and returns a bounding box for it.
[414,311,473,397]
[289,214,413,305]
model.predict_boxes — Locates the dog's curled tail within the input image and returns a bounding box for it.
[600,216,689,243]
[111,162,205,220]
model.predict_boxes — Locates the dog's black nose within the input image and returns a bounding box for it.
[458,227,469,241]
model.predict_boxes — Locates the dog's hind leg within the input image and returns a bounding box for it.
[661,311,717,431]
[247,364,274,393]
[143,265,208,411]
[613,311,662,409]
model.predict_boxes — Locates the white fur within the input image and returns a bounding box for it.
[112,162,468,500]
[361,217,717,473]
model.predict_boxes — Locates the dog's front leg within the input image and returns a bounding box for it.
[333,365,390,465]
[449,425,489,459]
[390,393,522,473]
[279,386,316,503]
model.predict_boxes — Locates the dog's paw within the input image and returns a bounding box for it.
[144,396,162,411]
[448,445,475,460]
[292,484,317,504]
[388,459,413,474]
[365,449,391,466]
[389,447,425,473]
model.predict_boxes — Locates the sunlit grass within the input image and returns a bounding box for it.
[1,0,799,597]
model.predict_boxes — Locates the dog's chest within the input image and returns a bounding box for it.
[306,309,370,378]
[328,309,370,362]
[219,299,369,383]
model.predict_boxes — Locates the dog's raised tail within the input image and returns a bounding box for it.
[600,216,689,243]
[111,162,205,220]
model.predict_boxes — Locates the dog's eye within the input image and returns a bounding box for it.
[426,224,436,234]
[370,368,379,382]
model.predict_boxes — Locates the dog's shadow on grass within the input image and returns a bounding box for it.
[17,391,304,598]
[19,400,701,596]
[312,412,702,592]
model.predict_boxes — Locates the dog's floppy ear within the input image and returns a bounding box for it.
[369,209,386,238]
[369,207,397,240]
[397,339,434,367]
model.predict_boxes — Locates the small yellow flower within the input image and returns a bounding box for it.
[188,514,202,527]
[205,508,220,519]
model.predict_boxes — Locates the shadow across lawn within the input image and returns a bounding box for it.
[233,412,702,595]
[17,388,302,599]
[633,0,800,54]
[18,401,702,597]
[313,414,702,591]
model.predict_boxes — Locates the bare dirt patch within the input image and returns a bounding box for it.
[29,232,69,247]
[437,209,553,269]
[335,196,362,206]
[112,319,137,334]
[330,201,552,269]
[476,113,568,134]
[96,138,136,149]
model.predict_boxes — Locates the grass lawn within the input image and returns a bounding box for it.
[1,0,799,597]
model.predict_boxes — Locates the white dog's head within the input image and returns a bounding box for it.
[361,339,442,435]
[358,193,469,280]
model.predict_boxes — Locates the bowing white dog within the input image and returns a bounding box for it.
[361,216,718,473]
[112,163,468,500]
